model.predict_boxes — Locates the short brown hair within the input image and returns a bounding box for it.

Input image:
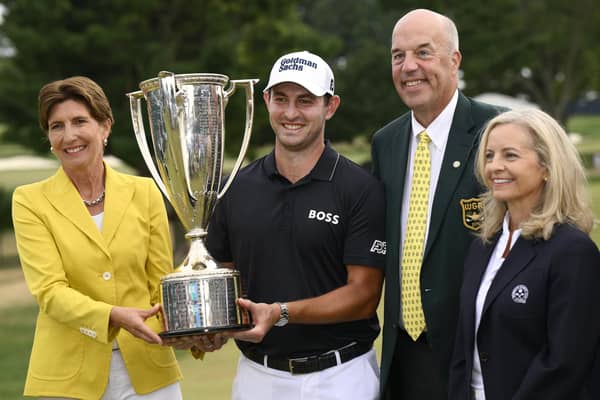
[38,76,114,132]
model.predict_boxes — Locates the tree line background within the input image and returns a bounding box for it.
[1,0,599,172]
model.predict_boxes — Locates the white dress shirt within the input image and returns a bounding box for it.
[471,214,521,393]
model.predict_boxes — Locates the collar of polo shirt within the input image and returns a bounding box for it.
[263,141,340,182]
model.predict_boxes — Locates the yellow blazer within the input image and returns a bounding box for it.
[12,164,182,399]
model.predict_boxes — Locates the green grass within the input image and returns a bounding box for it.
[567,115,600,137]
[569,114,600,245]
[0,169,57,190]
[177,344,238,398]
[0,305,36,400]
[0,143,36,158]
[569,115,600,157]
[0,161,136,191]
[589,176,600,245]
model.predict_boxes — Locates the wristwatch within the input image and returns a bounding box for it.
[274,302,289,327]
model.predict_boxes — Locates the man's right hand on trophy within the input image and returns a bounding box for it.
[229,298,280,344]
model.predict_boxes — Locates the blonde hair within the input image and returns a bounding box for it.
[475,109,594,241]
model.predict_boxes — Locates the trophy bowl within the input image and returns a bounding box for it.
[128,71,257,337]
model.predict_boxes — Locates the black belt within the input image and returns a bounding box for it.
[243,342,370,374]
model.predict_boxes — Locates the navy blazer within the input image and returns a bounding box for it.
[449,224,600,400]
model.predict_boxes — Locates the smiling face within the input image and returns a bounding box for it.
[264,82,340,153]
[484,123,547,219]
[390,10,461,126]
[47,99,110,175]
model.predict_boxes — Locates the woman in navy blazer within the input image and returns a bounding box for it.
[449,109,600,400]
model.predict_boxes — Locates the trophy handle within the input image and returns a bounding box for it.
[127,90,171,201]
[218,79,259,199]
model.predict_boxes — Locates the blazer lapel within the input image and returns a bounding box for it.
[425,93,479,257]
[388,118,412,214]
[481,237,536,316]
[44,167,110,258]
[387,119,411,295]
[378,117,411,269]
[101,164,134,247]
[462,237,497,345]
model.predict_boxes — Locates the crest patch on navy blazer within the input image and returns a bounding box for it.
[511,284,529,304]
[460,198,483,231]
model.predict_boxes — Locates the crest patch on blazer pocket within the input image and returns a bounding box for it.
[460,197,483,231]
[511,284,529,304]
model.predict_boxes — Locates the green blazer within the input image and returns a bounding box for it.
[372,92,502,393]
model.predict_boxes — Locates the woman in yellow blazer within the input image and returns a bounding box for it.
[12,76,182,399]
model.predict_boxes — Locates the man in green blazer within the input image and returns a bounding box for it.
[371,9,504,399]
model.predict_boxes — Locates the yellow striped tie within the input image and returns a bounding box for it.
[402,131,431,341]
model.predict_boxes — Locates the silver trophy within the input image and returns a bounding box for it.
[128,71,257,337]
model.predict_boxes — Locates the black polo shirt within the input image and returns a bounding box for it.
[206,143,386,358]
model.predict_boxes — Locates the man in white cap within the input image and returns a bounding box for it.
[203,50,386,400]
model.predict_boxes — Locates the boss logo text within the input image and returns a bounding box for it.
[308,209,340,225]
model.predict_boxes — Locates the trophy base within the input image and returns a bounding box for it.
[159,323,253,338]
[160,268,252,337]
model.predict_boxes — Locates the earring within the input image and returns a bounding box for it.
[103,138,108,147]
[544,176,548,182]
[50,146,53,152]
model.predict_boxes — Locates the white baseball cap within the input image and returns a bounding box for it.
[263,50,335,96]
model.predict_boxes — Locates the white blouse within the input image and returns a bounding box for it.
[471,214,521,392]
[91,211,104,231]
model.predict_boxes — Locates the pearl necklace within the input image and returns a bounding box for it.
[83,190,105,207]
